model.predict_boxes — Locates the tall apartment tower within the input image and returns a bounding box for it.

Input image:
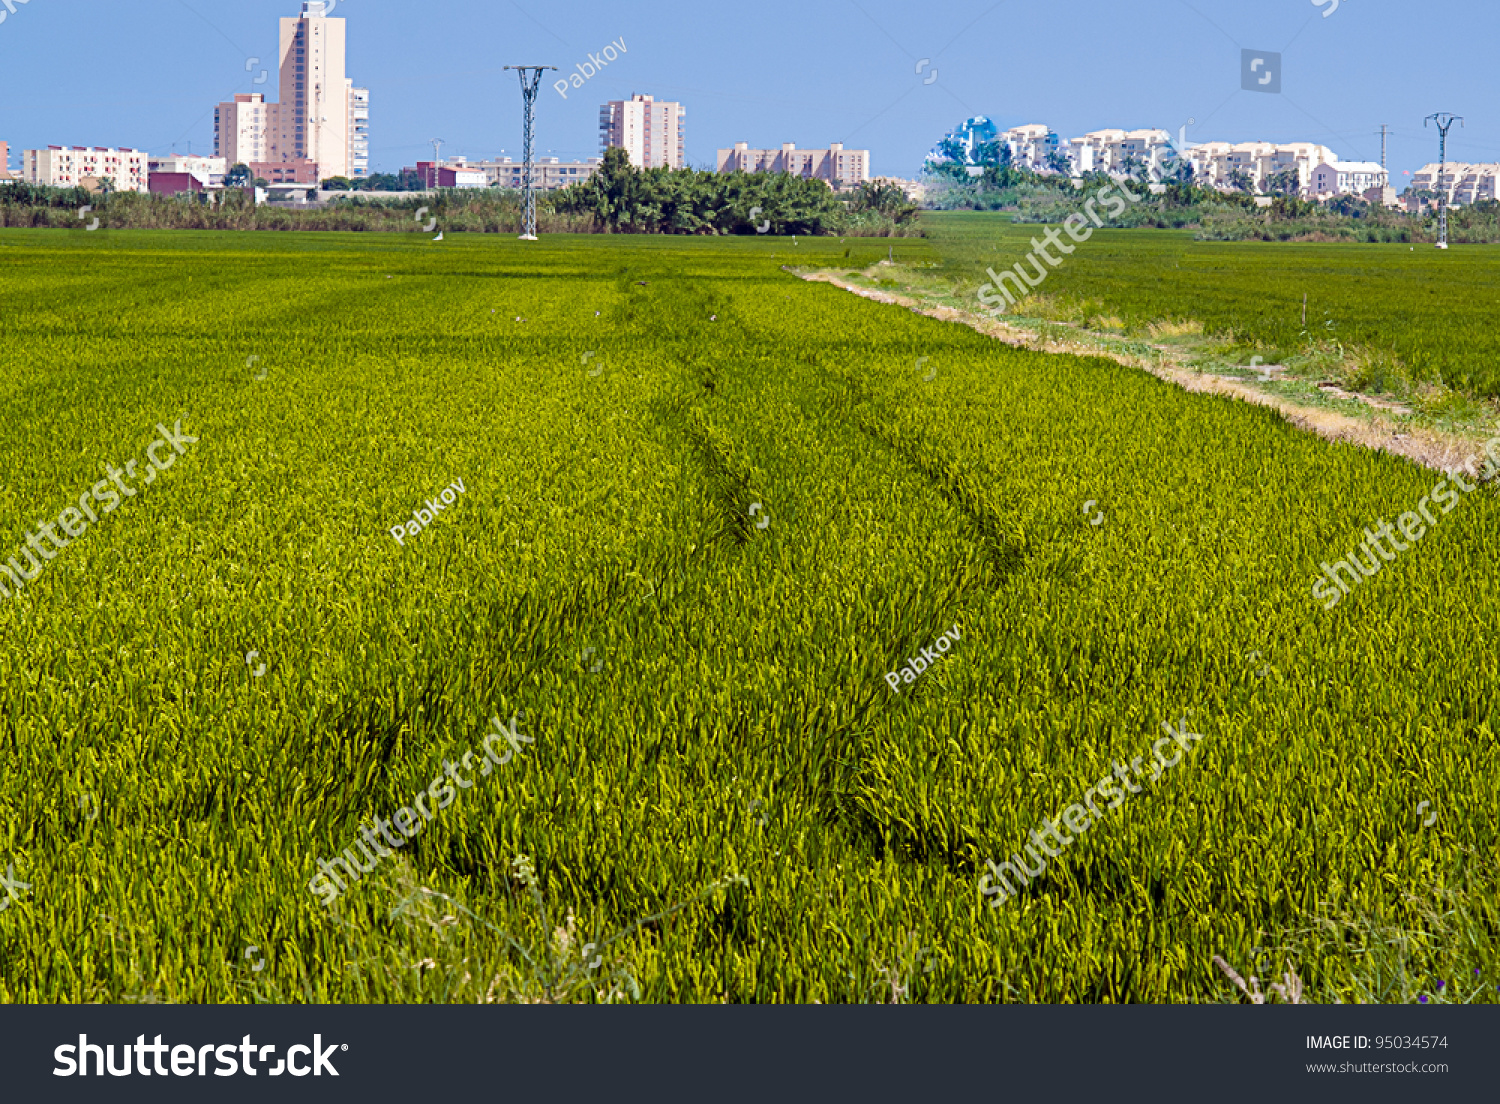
[212,2,368,182]
[599,94,685,169]
[276,2,348,179]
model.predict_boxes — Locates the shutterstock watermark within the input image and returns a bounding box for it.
[0,0,33,28]
[1312,430,1500,610]
[978,716,1206,907]
[976,180,1145,314]
[54,1035,344,1077]
[309,714,534,907]
[0,420,199,603]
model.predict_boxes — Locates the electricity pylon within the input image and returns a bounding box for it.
[1425,113,1463,249]
[504,66,557,240]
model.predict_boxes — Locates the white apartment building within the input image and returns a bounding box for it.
[348,85,369,177]
[477,156,601,190]
[1183,141,1336,192]
[716,142,870,187]
[1002,124,1059,170]
[1044,128,1336,192]
[1308,161,1388,198]
[1409,162,1500,205]
[147,155,227,186]
[1060,129,1173,175]
[24,146,148,192]
[600,94,685,169]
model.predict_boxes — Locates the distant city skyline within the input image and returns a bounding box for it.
[1,0,1496,182]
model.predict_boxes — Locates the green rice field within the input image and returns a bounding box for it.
[0,225,1496,1004]
[925,210,1500,398]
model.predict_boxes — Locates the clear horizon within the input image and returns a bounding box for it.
[0,0,1495,182]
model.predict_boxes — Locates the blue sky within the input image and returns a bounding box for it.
[1,0,1497,180]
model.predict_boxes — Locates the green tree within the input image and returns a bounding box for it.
[224,163,252,188]
[936,136,966,164]
[972,140,1010,169]
[922,159,972,184]
[1158,154,1195,185]
[847,180,918,223]
[1265,169,1300,197]
[1227,168,1256,194]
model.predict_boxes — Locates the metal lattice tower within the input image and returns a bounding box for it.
[504,66,557,240]
[1425,113,1463,249]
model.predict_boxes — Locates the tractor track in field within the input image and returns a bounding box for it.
[797,270,1494,478]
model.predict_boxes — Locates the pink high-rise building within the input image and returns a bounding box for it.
[599,94,685,169]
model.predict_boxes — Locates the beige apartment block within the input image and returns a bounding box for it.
[276,2,348,180]
[24,146,148,192]
[600,94,685,169]
[716,142,869,187]
[215,94,273,166]
[1410,162,1500,205]
[477,156,601,190]
[1363,184,1402,209]
[0,140,11,180]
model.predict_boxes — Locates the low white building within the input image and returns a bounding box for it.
[25,145,149,192]
[475,156,602,191]
[147,155,227,187]
[870,176,927,201]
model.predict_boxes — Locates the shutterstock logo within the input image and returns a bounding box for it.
[54,1035,345,1077]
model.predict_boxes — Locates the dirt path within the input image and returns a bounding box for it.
[798,270,1491,475]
